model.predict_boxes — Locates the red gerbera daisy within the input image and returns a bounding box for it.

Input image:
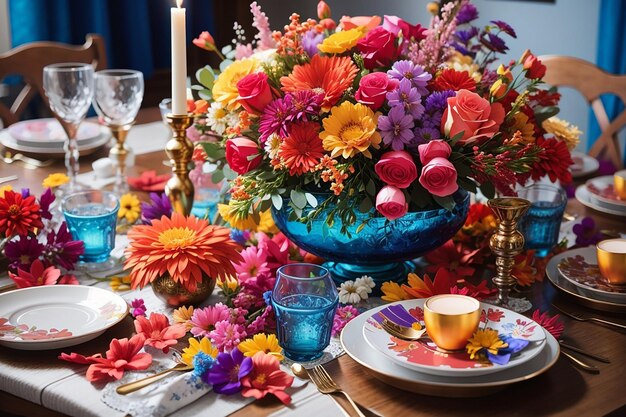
[0,190,43,238]
[531,137,573,184]
[432,69,477,92]
[278,122,325,176]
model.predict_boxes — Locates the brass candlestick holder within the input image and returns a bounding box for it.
[164,114,194,216]
[109,123,133,196]
[487,197,532,312]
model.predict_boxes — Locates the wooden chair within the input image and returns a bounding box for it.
[0,34,107,127]
[539,55,626,169]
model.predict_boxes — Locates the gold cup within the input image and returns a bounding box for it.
[614,170,626,200]
[596,238,626,287]
[424,294,481,351]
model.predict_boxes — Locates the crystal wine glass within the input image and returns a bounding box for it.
[93,69,144,195]
[43,63,95,193]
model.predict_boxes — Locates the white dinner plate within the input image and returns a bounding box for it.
[575,185,626,217]
[7,119,103,148]
[0,129,111,157]
[585,176,626,207]
[570,152,599,178]
[362,299,546,377]
[0,285,128,350]
[340,308,559,397]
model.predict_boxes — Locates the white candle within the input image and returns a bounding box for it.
[171,0,187,115]
[427,295,479,315]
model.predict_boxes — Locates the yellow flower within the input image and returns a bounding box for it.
[447,52,482,82]
[217,275,239,294]
[42,173,69,189]
[110,275,132,292]
[118,193,141,224]
[542,116,582,151]
[509,113,535,144]
[381,281,409,302]
[218,202,259,231]
[212,58,259,111]
[257,209,279,234]
[182,337,218,366]
[426,2,439,15]
[0,185,12,198]
[238,333,284,361]
[466,328,508,359]
[317,28,365,54]
[173,305,195,330]
[320,101,381,159]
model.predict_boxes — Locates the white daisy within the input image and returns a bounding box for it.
[338,280,369,304]
[354,275,375,293]
[206,102,229,135]
[264,133,282,160]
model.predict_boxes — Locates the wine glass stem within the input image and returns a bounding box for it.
[110,125,132,195]
[63,124,80,190]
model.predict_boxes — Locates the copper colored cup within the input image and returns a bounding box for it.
[424,294,481,351]
[597,238,626,287]
[614,170,626,200]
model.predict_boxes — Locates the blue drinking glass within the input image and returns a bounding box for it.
[272,263,338,362]
[62,190,119,267]
[518,184,567,257]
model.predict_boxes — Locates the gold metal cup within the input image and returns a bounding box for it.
[424,294,481,351]
[614,170,626,199]
[596,238,626,287]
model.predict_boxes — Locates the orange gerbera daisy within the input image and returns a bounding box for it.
[278,122,325,176]
[124,213,243,292]
[0,190,43,238]
[280,55,358,112]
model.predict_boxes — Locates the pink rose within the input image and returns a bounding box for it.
[383,15,426,41]
[237,72,273,115]
[417,140,452,165]
[340,15,381,31]
[355,73,399,111]
[357,27,399,70]
[225,137,262,175]
[374,151,417,189]
[419,157,459,197]
[441,89,506,145]
[375,186,408,220]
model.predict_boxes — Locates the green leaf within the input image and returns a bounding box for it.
[256,170,276,180]
[290,190,307,209]
[219,59,234,72]
[480,182,496,199]
[222,165,237,180]
[365,179,376,196]
[221,44,233,55]
[210,169,224,184]
[201,142,225,160]
[271,194,283,210]
[457,177,478,194]
[449,131,465,146]
[433,195,456,211]
[258,198,271,212]
[358,196,373,213]
[198,89,212,101]
[196,67,215,89]
[305,193,318,208]
[356,222,366,234]
[534,106,560,126]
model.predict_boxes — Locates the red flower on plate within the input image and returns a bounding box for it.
[134,312,187,353]
[127,170,171,192]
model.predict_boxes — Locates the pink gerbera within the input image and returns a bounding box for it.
[134,313,187,353]
[8,259,60,288]
[190,304,231,337]
[209,320,247,352]
[233,246,270,282]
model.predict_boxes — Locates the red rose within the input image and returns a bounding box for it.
[225,137,262,174]
[374,150,417,189]
[441,89,505,145]
[375,185,408,220]
[355,73,399,111]
[419,157,459,197]
[237,72,273,115]
[357,27,399,70]
[523,54,546,79]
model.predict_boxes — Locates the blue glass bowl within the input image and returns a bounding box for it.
[272,190,470,288]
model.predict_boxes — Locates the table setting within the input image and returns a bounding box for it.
[1,1,626,417]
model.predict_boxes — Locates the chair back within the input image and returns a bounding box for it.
[540,55,626,169]
[0,34,107,127]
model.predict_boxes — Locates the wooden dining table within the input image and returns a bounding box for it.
[1,110,625,417]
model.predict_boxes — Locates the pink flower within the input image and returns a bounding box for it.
[340,15,381,31]
[418,140,452,165]
[190,304,231,337]
[419,157,459,197]
[317,1,331,19]
[355,72,398,111]
[531,309,564,339]
[233,246,270,282]
[130,298,146,318]
[225,137,262,175]
[58,274,79,285]
[209,320,247,352]
[8,259,60,288]
[192,31,216,51]
[241,352,294,404]
[134,313,186,353]
[357,27,399,70]
[382,15,426,40]
[374,150,417,189]
[375,186,408,220]
[522,52,546,79]
[237,72,274,115]
[332,305,359,337]
[442,89,505,145]
[256,232,290,271]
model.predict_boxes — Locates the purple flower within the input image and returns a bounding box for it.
[455,27,480,44]
[386,78,425,119]
[206,348,253,394]
[285,91,323,122]
[387,60,431,95]
[259,97,291,142]
[21,188,30,199]
[230,229,250,246]
[572,217,605,246]
[451,42,472,56]
[44,222,84,270]
[425,90,456,114]
[263,290,273,307]
[481,33,508,53]
[332,305,359,337]
[130,298,147,318]
[491,20,517,38]
[4,236,45,271]
[141,193,172,224]
[301,29,324,57]
[39,188,55,220]
[378,105,415,151]
[456,3,478,24]
[413,126,441,145]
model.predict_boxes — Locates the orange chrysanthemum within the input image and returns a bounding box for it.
[124,213,243,292]
[278,122,325,176]
[280,55,358,112]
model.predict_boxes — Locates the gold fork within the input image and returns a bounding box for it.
[552,304,626,331]
[116,361,193,395]
[379,317,428,341]
[309,365,366,417]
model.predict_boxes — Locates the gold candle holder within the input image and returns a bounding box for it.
[165,113,194,216]
[487,197,531,310]
[108,123,132,195]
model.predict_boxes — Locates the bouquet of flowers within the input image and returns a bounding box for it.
[190,0,578,232]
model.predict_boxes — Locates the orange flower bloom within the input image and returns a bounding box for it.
[280,55,358,111]
[124,213,243,292]
[278,122,325,176]
[401,269,459,299]
[0,190,43,238]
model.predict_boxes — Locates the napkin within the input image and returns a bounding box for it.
[128,170,171,192]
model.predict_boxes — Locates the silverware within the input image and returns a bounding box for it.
[561,350,600,374]
[559,341,610,363]
[308,364,366,417]
[116,361,193,395]
[3,152,54,168]
[0,175,18,185]
[379,315,427,341]
[553,304,626,330]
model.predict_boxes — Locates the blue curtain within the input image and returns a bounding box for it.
[8,0,215,78]
[589,0,626,163]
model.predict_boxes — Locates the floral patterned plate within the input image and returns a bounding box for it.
[570,152,599,179]
[363,299,546,377]
[0,285,128,350]
[586,176,626,207]
[557,247,626,303]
